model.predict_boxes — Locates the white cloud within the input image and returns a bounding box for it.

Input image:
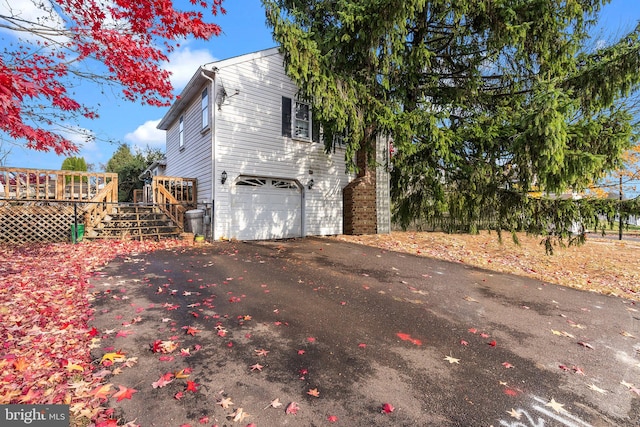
[163,46,217,90]
[124,119,165,151]
[0,0,67,42]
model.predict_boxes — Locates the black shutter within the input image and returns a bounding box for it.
[281,97,292,137]
[311,113,320,143]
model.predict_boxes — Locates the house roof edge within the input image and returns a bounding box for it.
[157,47,281,131]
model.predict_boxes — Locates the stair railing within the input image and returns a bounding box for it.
[152,183,186,230]
[151,176,197,231]
[84,176,119,229]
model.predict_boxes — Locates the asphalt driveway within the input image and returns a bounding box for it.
[90,237,640,426]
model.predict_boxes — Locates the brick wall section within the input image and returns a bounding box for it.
[343,148,377,235]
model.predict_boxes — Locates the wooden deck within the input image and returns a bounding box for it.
[0,168,197,242]
[0,167,117,201]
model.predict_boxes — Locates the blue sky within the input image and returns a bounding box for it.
[2,0,640,171]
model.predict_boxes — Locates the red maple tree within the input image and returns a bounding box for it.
[0,0,225,154]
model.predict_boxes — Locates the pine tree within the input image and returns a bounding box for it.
[264,0,640,241]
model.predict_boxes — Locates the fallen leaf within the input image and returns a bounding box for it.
[174,368,191,379]
[507,408,522,420]
[264,398,283,409]
[101,351,126,364]
[250,363,264,371]
[327,415,339,422]
[396,332,422,346]
[307,388,320,397]
[91,384,113,401]
[217,397,234,409]
[285,401,300,415]
[112,385,137,402]
[444,355,460,364]
[578,341,594,349]
[502,362,514,369]
[381,403,395,414]
[185,380,199,392]
[185,326,200,336]
[545,398,566,413]
[152,373,174,388]
[230,407,249,422]
[588,384,607,394]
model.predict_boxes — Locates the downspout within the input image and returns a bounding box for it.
[201,68,217,241]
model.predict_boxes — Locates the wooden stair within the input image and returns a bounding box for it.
[85,205,182,241]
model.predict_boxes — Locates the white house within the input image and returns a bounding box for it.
[157,47,390,241]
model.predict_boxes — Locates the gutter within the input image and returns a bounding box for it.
[201,68,217,240]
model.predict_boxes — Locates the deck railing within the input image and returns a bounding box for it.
[152,176,197,231]
[83,179,119,228]
[0,167,118,201]
[153,184,186,230]
[152,176,197,207]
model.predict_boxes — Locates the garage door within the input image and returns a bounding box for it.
[231,177,302,240]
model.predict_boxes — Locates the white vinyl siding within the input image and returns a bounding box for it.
[164,83,213,204]
[210,50,351,240]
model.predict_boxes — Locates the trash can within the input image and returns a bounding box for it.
[70,224,84,243]
[185,209,204,236]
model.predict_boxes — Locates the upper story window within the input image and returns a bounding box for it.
[201,88,209,129]
[179,115,184,149]
[282,96,317,142]
[294,101,310,139]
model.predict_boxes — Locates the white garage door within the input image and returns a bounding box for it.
[231,177,302,240]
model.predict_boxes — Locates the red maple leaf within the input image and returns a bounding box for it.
[185,380,199,392]
[285,401,300,415]
[381,403,395,413]
[185,326,200,336]
[327,415,339,422]
[396,332,422,346]
[152,373,174,388]
[112,385,137,402]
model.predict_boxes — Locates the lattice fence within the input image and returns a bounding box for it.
[0,202,80,243]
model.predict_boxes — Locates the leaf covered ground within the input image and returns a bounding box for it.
[0,240,189,425]
[335,231,640,301]
[0,232,638,426]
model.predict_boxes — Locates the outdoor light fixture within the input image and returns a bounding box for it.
[221,170,227,184]
[307,179,314,190]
